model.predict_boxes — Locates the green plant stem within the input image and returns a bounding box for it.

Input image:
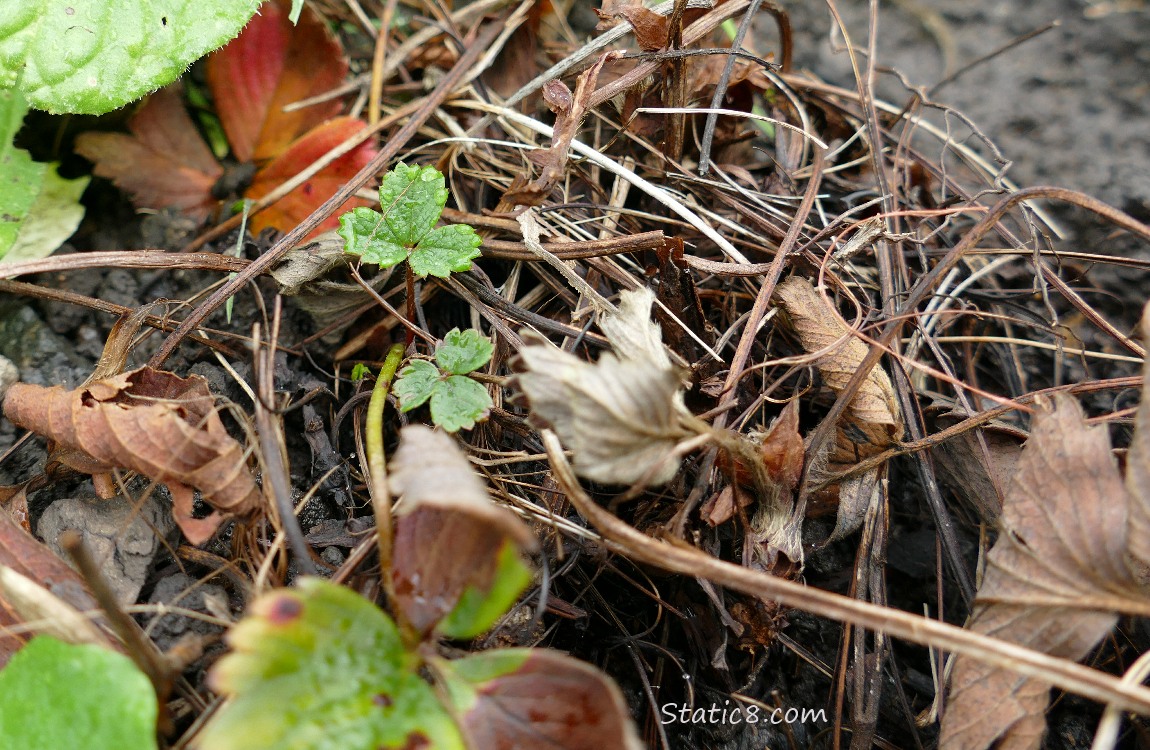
[366,343,407,604]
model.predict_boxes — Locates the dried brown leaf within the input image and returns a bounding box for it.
[1125,302,1150,584]
[389,425,536,636]
[940,395,1141,749]
[513,331,692,485]
[775,277,903,455]
[930,409,1026,523]
[2,367,259,544]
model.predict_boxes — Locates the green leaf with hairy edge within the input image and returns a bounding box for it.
[0,636,157,750]
[431,376,492,433]
[437,539,532,639]
[408,224,482,278]
[200,577,463,750]
[436,328,494,376]
[0,0,262,115]
[0,88,86,263]
[377,162,447,246]
[338,207,407,268]
[394,359,439,412]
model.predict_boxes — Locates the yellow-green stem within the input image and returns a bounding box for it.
[367,343,406,600]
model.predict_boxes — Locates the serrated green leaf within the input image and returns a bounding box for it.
[437,539,532,639]
[430,375,492,433]
[0,636,157,750]
[435,328,494,376]
[394,359,439,412]
[200,578,463,750]
[377,162,447,246]
[408,224,482,278]
[0,0,262,115]
[338,206,408,268]
[3,167,88,263]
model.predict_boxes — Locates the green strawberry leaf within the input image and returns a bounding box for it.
[436,538,532,640]
[435,328,494,376]
[430,375,492,433]
[394,359,440,412]
[338,206,407,268]
[434,649,643,750]
[0,88,86,262]
[408,224,482,278]
[0,0,262,115]
[200,577,463,750]
[0,636,157,750]
[378,162,447,247]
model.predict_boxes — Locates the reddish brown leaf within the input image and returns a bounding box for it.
[206,0,347,163]
[940,395,1141,749]
[614,5,669,51]
[388,426,536,637]
[442,649,643,750]
[2,367,260,544]
[74,85,223,220]
[0,502,98,666]
[245,116,378,237]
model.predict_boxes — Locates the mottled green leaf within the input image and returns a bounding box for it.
[0,636,157,750]
[437,539,532,639]
[394,359,439,412]
[408,224,482,278]
[377,162,447,246]
[201,578,463,750]
[430,375,492,433]
[435,328,494,376]
[338,206,407,268]
[0,0,262,115]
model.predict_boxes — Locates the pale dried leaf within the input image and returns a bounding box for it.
[1125,302,1150,584]
[775,277,903,451]
[940,395,1141,749]
[270,231,350,296]
[828,467,879,544]
[598,286,672,370]
[0,566,110,648]
[513,331,691,485]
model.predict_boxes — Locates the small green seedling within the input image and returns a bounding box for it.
[339,163,481,278]
[0,636,158,750]
[350,362,371,381]
[197,426,641,750]
[393,328,494,432]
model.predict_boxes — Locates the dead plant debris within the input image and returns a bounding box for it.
[4,0,1150,748]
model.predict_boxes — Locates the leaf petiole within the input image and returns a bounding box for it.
[366,342,407,598]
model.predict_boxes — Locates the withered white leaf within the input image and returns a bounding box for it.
[598,286,672,370]
[775,277,903,449]
[514,331,692,485]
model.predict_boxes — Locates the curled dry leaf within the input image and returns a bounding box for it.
[598,286,673,370]
[940,395,1144,749]
[513,330,692,486]
[2,367,259,544]
[775,277,903,453]
[775,277,903,542]
[389,425,537,637]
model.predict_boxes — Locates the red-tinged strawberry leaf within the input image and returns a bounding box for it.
[206,0,347,163]
[434,649,643,750]
[244,116,377,237]
[74,86,222,220]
